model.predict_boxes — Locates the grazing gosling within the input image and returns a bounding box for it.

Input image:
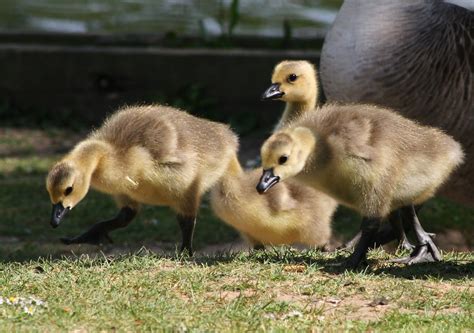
[262,60,318,130]
[210,154,337,249]
[46,105,238,255]
[257,104,464,268]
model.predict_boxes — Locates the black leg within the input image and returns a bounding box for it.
[177,215,196,255]
[390,205,442,264]
[346,210,414,251]
[60,207,137,245]
[389,210,414,251]
[344,217,381,269]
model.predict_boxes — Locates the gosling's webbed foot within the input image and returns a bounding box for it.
[389,244,435,264]
[60,228,113,245]
[390,237,442,265]
[342,253,369,270]
[398,238,415,251]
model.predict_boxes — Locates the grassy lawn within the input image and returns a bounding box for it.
[1,128,473,331]
[0,251,472,331]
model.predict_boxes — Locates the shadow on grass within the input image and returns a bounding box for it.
[1,242,472,281]
[0,241,241,266]
[371,258,474,280]
[245,247,474,280]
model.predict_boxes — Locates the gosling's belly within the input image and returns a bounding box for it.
[126,185,179,207]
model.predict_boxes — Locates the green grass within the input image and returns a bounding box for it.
[0,250,472,331]
[1,133,473,331]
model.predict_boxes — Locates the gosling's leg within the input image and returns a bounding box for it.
[61,207,137,245]
[344,217,381,269]
[177,215,196,256]
[390,205,441,264]
[374,210,415,250]
[343,210,414,250]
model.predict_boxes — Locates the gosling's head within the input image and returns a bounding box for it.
[46,162,89,228]
[261,60,318,104]
[257,127,315,194]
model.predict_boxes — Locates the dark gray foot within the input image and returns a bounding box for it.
[398,237,415,251]
[343,251,369,270]
[389,243,440,265]
[60,228,113,245]
[390,205,442,265]
[60,207,136,246]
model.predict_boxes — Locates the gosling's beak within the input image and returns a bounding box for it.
[256,168,280,194]
[51,202,70,228]
[261,83,284,100]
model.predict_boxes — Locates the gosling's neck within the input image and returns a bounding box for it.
[277,97,316,129]
[66,139,111,179]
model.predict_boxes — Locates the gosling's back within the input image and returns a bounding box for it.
[211,167,336,247]
[93,105,238,165]
[293,103,464,214]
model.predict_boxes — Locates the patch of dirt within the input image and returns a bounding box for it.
[205,289,258,302]
[422,282,473,295]
[327,294,394,321]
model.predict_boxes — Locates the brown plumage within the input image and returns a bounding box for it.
[210,154,336,248]
[46,104,239,254]
[259,103,464,267]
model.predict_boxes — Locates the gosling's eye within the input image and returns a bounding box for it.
[278,155,288,165]
[287,74,297,83]
[64,187,73,196]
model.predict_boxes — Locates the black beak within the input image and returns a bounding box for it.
[256,168,280,194]
[261,83,284,100]
[51,202,70,228]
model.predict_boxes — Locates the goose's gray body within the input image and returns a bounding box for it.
[321,0,473,205]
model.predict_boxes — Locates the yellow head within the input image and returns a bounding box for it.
[261,60,318,104]
[46,161,90,227]
[257,127,316,193]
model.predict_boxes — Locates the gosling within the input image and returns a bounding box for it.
[46,105,239,255]
[262,60,318,130]
[257,104,464,268]
[263,60,414,251]
[210,154,337,249]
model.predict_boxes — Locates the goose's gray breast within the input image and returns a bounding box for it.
[321,0,473,137]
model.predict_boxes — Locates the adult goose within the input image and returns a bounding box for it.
[320,0,473,206]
